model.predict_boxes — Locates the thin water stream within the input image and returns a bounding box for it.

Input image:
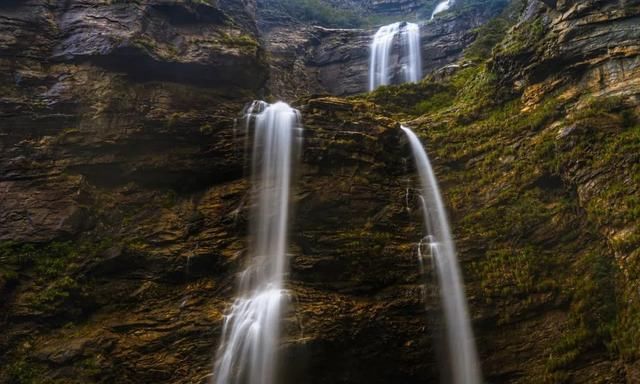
[402,125,481,384]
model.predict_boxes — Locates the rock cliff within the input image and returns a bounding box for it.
[1,1,267,380]
[1,0,639,383]
[365,0,640,381]
[0,0,267,243]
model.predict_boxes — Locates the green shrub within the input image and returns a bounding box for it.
[5,358,41,384]
[464,17,511,60]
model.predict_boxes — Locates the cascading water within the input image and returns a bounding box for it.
[213,102,302,384]
[369,22,422,91]
[431,0,455,19]
[405,23,422,84]
[242,100,269,171]
[401,125,481,384]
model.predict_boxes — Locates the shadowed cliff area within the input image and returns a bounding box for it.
[1,0,639,383]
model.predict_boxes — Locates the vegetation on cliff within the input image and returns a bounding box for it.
[361,3,640,379]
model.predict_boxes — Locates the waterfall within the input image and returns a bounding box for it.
[369,22,422,91]
[213,102,302,384]
[242,100,269,171]
[431,0,455,19]
[405,22,422,84]
[401,126,481,384]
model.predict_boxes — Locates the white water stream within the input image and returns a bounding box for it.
[369,22,422,91]
[431,0,455,19]
[213,102,302,384]
[402,125,481,384]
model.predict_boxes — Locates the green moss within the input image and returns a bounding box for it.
[161,189,179,208]
[1,240,114,275]
[5,358,41,384]
[464,17,512,60]
[132,36,158,52]
[544,250,617,379]
[450,64,503,114]
[1,357,61,384]
[555,97,640,228]
[372,35,638,367]
[3,355,88,383]
[218,32,259,49]
[132,35,180,60]
[199,122,215,135]
[413,89,456,115]
[311,0,640,372]
[0,239,116,314]
[462,0,525,59]
[496,18,546,56]
[365,82,448,115]
[613,294,640,360]
[76,356,102,380]
[1,241,73,272]
[472,246,556,301]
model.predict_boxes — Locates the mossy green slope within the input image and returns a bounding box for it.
[357,2,640,379]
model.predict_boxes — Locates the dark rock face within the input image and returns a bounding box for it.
[0,0,266,90]
[0,176,88,243]
[0,1,266,376]
[257,0,427,19]
[0,2,437,382]
[263,26,371,98]
[0,0,268,243]
[0,88,437,383]
[284,98,437,383]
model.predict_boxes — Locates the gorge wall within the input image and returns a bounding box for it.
[0,0,267,381]
[1,0,639,383]
[259,1,508,98]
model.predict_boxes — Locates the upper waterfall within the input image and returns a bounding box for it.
[213,102,303,384]
[431,0,455,19]
[369,21,422,91]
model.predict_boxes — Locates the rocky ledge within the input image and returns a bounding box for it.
[0,0,267,90]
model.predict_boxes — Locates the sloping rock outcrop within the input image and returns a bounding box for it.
[492,0,640,104]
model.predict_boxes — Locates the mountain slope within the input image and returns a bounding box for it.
[364,0,640,381]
